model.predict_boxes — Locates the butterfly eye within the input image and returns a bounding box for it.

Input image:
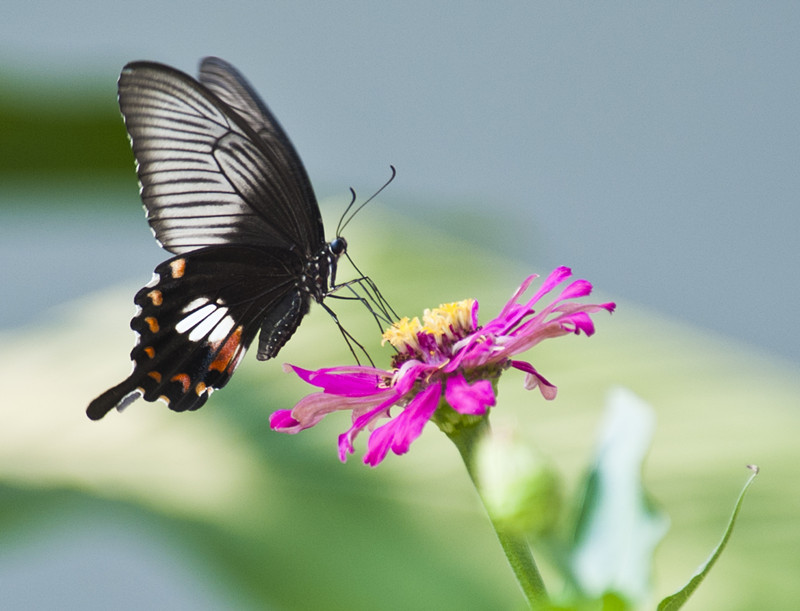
[330,237,347,256]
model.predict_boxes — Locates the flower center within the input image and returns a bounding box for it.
[382,299,476,357]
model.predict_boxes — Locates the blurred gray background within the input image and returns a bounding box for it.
[3,2,798,365]
[2,4,799,610]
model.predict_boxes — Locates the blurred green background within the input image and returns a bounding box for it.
[2,3,799,610]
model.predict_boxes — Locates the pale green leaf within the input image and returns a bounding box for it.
[657,466,760,611]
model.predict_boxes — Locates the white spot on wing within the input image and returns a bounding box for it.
[117,390,143,413]
[175,303,216,335]
[208,314,236,344]
[181,297,210,314]
[188,306,229,342]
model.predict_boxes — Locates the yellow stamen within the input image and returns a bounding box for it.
[382,316,423,351]
[383,299,476,351]
[422,299,475,341]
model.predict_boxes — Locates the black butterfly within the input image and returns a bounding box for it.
[87,57,377,420]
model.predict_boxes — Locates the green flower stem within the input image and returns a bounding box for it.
[446,417,549,610]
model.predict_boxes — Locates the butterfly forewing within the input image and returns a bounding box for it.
[197,57,322,250]
[118,61,321,256]
[198,58,311,180]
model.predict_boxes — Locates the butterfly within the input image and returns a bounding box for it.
[87,57,376,420]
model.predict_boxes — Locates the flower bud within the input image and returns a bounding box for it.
[475,429,561,536]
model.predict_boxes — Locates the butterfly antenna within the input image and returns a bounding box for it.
[336,165,396,236]
[326,166,399,364]
[336,188,358,238]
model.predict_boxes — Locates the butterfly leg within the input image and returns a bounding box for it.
[317,299,377,366]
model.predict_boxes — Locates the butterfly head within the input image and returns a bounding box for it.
[329,236,347,257]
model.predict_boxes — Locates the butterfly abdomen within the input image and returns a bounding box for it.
[255,290,310,360]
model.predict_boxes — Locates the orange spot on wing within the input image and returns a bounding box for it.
[171,373,191,393]
[143,346,155,359]
[147,290,163,306]
[170,258,186,278]
[145,316,159,333]
[209,326,243,373]
[195,382,207,396]
[148,371,162,383]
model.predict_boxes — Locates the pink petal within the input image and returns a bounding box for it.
[363,382,442,466]
[276,392,383,434]
[393,360,431,395]
[522,266,573,310]
[482,268,573,340]
[445,373,495,415]
[540,265,573,292]
[497,274,539,319]
[563,311,596,336]
[285,364,385,397]
[269,410,302,432]
[556,278,593,301]
[469,299,480,330]
[511,360,558,400]
[337,391,406,462]
[338,430,358,462]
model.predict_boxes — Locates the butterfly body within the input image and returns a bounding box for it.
[87,57,341,420]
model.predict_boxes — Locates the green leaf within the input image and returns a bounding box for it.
[569,388,669,604]
[657,466,760,611]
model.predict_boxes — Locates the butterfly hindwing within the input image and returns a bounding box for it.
[86,245,311,420]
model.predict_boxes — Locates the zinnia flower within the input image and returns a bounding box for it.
[270,266,615,466]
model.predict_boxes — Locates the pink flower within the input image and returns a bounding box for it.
[270,267,616,466]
